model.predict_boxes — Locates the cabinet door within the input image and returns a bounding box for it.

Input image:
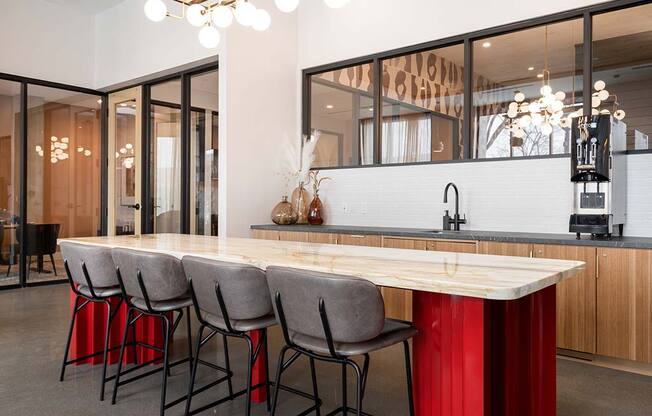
[381,238,428,321]
[308,233,338,244]
[338,234,382,247]
[279,231,310,242]
[426,240,477,253]
[251,230,280,240]
[478,241,532,257]
[533,244,597,353]
[596,248,652,363]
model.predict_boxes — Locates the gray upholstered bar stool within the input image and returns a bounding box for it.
[182,256,320,416]
[59,241,133,402]
[111,248,194,416]
[267,266,417,416]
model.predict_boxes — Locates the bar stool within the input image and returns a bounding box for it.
[182,256,320,416]
[111,248,194,416]
[267,266,417,416]
[59,241,133,401]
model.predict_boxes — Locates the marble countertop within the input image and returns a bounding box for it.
[61,234,584,301]
[250,224,652,249]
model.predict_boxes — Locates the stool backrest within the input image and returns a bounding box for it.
[112,248,188,301]
[266,266,385,344]
[60,242,118,288]
[182,256,272,321]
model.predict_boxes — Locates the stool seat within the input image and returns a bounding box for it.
[78,285,121,299]
[131,296,193,312]
[290,318,416,356]
[202,311,277,332]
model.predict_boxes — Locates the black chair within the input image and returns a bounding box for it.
[111,248,194,416]
[267,266,417,416]
[22,223,60,279]
[0,223,18,277]
[59,241,135,401]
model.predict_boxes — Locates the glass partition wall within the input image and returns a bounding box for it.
[305,1,652,168]
[0,80,22,287]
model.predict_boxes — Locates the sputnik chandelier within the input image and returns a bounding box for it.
[144,0,351,49]
[505,26,625,140]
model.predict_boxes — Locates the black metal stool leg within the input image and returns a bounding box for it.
[131,319,139,365]
[403,341,415,416]
[270,346,289,416]
[59,295,81,382]
[99,300,112,401]
[184,324,205,416]
[159,315,171,416]
[309,357,321,416]
[342,363,348,416]
[361,354,370,401]
[112,308,132,405]
[244,335,254,416]
[50,253,57,276]
[348,360,363,416]
[222,334,234,398]
[185,306,193,372]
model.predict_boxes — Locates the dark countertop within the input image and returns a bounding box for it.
[250,224,652,249]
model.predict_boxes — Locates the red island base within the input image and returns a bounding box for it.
[412,286,556,416]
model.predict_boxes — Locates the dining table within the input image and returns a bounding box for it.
[60,233,584,416]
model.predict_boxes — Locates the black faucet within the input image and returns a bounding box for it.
[443,182,466,231]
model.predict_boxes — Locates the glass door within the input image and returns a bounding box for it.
[108,87,142,236]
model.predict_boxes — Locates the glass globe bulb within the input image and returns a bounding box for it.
[551,100,564,113]
[508,102,518,111]
[507,109,517,118]
[594,80,606,91]
[234,1,256,27]
[186,4,208,27]
[614,109,626,121]
[514,92,525,103]
[324,0,351,8]
[275,0,300,13]
[540,85,552,96]
[529,102,541,114]
[198,25,221,48]
[554,91,566,101]
[212,5,234,28]
[541,122,553,136]
[144,0,168,22]
[518,114,532,128]
[532,113,543,126]
[51,157,58,164]
[252,8,271,31]
[597,89,609,101]
[513,128,525,138]
[591,96,601,108]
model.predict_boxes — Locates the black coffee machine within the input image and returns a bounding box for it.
[569,114,627,239]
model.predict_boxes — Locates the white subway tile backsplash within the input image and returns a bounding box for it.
[317,153,652,237]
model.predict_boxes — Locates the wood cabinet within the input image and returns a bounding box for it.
[338,234,382,247]
[596,248,652,363]
[383,237,427,251]
[251,229,280,240]
[427,240,477,253]
[478,241,532,257]
[533,244,597,354]
[381,238,426,321]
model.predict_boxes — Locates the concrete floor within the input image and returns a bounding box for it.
[1,285,651,416]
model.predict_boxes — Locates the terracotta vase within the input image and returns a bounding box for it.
[307,194,324,225]
[291,182,310,224]
[271,196,298,225]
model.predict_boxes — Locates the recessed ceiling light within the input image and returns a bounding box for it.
[326,104,334,109]
[420,87,426,91]
[528,66,535,71]
[482,41,491,48]
[537,73,544,78]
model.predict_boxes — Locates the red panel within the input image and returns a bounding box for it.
[412,287,557,416]
[69,289,171,366]
[249,330,267,404]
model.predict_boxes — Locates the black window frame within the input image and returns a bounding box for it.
[302,0,652,170]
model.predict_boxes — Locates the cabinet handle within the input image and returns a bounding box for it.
[529,250,534,258]
[349,235,366,238]
[596,253,607,279]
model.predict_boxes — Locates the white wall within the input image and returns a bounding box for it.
[0,0,95,87]
[94,1,218,88]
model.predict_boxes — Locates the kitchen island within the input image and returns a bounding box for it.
[62,234,584,416]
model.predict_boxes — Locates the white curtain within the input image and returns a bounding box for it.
[382,115,431,164]
[359,119,374,165]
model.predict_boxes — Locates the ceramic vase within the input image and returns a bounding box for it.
[271,196,298,225]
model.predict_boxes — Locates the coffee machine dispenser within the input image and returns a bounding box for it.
[569,114,627,238]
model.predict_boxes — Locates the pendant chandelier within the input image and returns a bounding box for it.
[35,136,93,164]
[505,26,625,142]
[144,0,351,49]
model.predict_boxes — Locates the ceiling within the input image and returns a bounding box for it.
[43,0,125,15]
